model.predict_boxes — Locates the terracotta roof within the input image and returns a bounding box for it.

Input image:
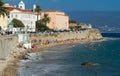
[7,7,23,11]
[40,10,63,13]
[6,7,33,13]
[23,9,33,12]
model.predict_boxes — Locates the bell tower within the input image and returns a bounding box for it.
[18,0,25,9]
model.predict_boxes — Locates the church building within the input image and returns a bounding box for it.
[1,0,69,32]
[6,0,40,32]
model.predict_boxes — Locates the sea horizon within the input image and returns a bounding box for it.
[65,11,120,33]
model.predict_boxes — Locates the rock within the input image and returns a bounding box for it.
[81,61,96,66]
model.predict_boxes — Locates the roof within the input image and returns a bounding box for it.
[7,7,23,11]
[40,10,64,13]
[6,7,33,13]
[23,9,33,12]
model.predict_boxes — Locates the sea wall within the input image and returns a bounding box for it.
[0,35,18,59]
[28,29,103,44]
[0,29,103,59]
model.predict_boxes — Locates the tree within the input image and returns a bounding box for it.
[0,26,1,31]
[12,18,25,28]
[41,14,50,26]
[35,5,41,32]
[35,5,41,21]
[0,0,8,17]
[35,14,50,32]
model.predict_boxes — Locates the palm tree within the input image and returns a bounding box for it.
[0,0,7,17]
[35,5,41,21]
[35,5,41,32]
[42,14,50,26]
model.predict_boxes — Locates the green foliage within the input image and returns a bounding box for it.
[0,0,8,17]
[36,21,50,32]
[69,20,77,24]
[41,14,50,26]
[35,5,42,32]
[0,26,1,31]
[69,26,74,30]
[35,5,41,13]
[12,18,25,28]
[69,25,81,30]
[36,14,51,32]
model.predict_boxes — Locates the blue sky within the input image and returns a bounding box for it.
[3,0,120,11]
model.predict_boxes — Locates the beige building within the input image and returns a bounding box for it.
[41,10,69,30]
[0,2,9,30]
[0,15,8,30]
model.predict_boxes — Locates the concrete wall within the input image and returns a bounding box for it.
[0,35,18,59]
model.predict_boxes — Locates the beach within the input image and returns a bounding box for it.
[0,29,103,76]
[18,37,120,76]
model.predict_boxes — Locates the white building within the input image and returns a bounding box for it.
[6,1,40,32]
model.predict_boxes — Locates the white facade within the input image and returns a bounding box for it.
[8,9,37,32]
[7,1,40,32]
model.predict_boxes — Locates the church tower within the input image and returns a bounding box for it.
[18,0,25,9]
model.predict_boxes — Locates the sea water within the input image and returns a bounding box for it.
[18,36,120,76]
[66,11,120,33]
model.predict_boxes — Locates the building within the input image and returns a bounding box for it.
[0,15,8,30]
[41,10,69,30]
[0,0,69,32]
[5,1,40,32]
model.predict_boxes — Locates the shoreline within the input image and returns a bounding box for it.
[0,29,103,76]
[0,38,103,76]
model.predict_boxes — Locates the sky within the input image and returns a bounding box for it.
[3,0,120,11]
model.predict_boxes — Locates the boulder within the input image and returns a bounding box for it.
[81,61,97,66]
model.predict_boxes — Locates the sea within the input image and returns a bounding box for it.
[18,11,120,76]
[66,11,120,33]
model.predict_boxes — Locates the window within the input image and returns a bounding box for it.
[15,14,17,18]
[11,14,13,18]
[20,6,22,8]
[8,16,10,18]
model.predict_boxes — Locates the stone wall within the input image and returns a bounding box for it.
[0,29,103,59]
[0,35,18,59]
[28,29,103,44]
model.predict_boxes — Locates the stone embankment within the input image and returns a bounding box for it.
[0,29,103,76]
[28,29,103,46]
[0,35,18,59]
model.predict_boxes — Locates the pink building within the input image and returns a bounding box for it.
[41,10,69,30]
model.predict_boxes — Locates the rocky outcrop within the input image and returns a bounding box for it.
[81,61,96,66]
[81,61,99,66]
